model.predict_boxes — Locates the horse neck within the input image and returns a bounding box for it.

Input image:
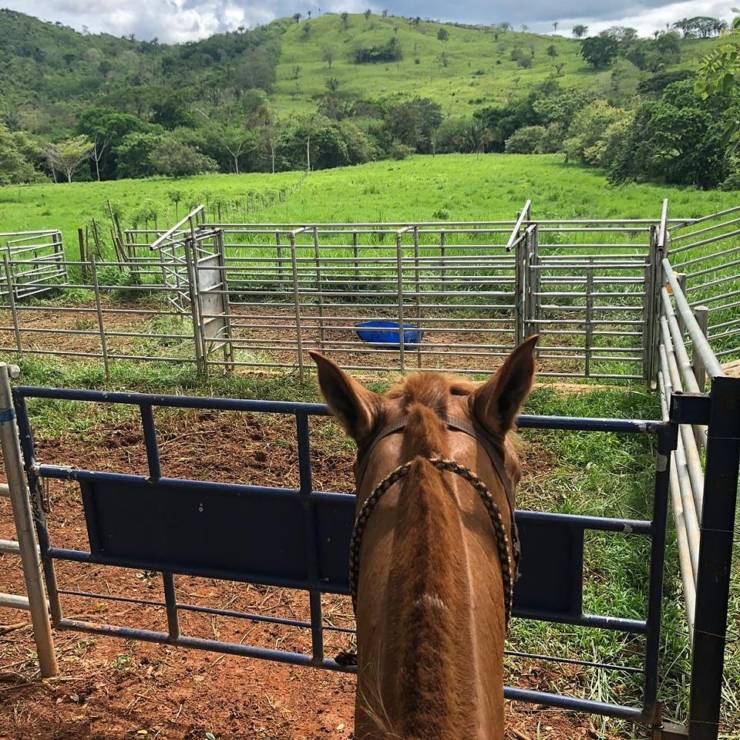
[362,404,506,738]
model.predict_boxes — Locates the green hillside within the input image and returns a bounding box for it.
[0,9,736,191]
[273,13,715,115]
[0,9,721,128]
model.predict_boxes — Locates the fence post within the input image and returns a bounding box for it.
[514,234,525,346]
[91,258,110,381]
[529,225,540,354]
[0,364,58,678]
[312,227,325,352]
[647,200,670,386]
[3,255,22,354]
[688,374,740,740]
[412,226,422,369]
[395,230,406,373]
[585,260,594,378]
[183,237,206,376]
[77,228,88,279]
[692,306,709,392]
[216,230,234,372]
[289,231,305,381]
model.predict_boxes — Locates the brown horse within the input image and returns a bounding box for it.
[310,336,537,739]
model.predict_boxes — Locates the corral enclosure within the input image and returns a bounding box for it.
[1,201,738,379]
[0,198,739,739]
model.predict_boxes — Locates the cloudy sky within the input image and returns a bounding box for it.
[2,0,736,42]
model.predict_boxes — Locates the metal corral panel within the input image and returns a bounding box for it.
[514,517,583,618]
[79,477,585,618]
[79,478,355,590]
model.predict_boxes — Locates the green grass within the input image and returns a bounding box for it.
[273,14,718,116]
[2,154,738,255]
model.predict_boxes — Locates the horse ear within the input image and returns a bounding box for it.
[473,336,538,437]
[310,352,381,442]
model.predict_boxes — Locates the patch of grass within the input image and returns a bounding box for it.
[2,155,738,258]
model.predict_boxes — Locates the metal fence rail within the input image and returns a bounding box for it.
[4,200,737,379]
[1,230,67,300]
[10,383,677,727]
[670,205,740,361]
[656,256,740,739]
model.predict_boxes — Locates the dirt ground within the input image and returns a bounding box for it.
[0,296,644,379]
[0,407,622,739]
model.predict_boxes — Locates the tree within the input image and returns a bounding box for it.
[608,81,729,187]
[552,21,559,32]
[364,9,372,22]
[340,12,349,29]
[44,135,93,183]
[580,35,619,68]
[89,134,110,181]
[547,44,558,57]
[0,124,42,185]
[437,28,449,41]
[673,16,728,38]
[77,107,149,180]
[505,125,547,153]
[151,94,195,129]
[383,98,443,153]
[572,24,588,38]
[563,100,628,165]
[292,13,301,23]
[354,37,403,63]
[322,46,335,68]
[149,134,218,177]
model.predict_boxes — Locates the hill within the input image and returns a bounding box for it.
[272,13,714,115]
[0,9,736,191]
[0,9,720,130]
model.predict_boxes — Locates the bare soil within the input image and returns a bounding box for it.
[0,407,620,738]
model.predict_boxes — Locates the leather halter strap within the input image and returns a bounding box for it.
[355,411,520,564]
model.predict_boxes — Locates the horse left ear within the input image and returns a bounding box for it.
[473,336,538,437]
[310,351,381,442]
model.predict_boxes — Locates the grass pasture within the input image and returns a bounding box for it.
[1,154,738,257]
[272,14,718,116]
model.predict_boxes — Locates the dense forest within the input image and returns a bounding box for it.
[0,9,738,189]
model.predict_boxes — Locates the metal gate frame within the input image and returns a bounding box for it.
[4,382,687,728]
[1,365,738,735]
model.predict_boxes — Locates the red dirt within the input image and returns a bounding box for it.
[0,411,619,739]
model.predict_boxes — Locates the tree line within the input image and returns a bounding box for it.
[0,12,736,190]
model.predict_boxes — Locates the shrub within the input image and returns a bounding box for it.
[505,125,547,153]
[389,141,414,159]
[354,38,403,63]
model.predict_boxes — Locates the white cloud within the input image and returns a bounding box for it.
[1,0,736,41]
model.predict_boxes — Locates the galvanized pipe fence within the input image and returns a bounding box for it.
[0,199,739,737]
[3,200,734,382]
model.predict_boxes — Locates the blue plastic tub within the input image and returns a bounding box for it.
[355,320,423,348]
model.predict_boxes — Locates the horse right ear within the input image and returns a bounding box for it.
[309,352,381,442]
[472,336,538,438]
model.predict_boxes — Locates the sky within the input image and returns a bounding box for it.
[2,0,735,42]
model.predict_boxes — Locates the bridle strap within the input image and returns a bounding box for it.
[355,411,520,563]
[349,456,516,627]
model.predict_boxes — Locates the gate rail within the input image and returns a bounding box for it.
[9,382,676,725]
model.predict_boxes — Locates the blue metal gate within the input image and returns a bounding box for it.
[12,385,683,728]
